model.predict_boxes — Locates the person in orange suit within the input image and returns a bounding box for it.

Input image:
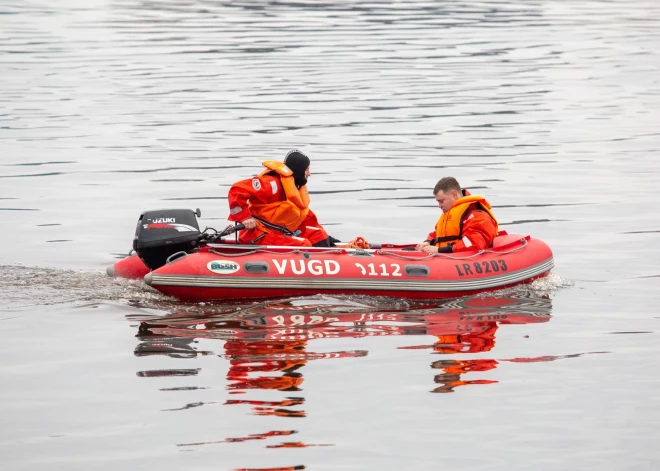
[227,149,338,247]
[432,322,499,354]
[224,338,307,392]
[416,176,498,253]
[431,359,498,393]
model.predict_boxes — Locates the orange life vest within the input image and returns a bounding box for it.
[248,160,310,232]
[434,195,498,248]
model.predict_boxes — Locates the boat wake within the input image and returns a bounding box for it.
[0,264,171,310]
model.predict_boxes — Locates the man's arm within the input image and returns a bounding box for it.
[451,211,497,252]
[227,179,254,223]
[227,175,281,223]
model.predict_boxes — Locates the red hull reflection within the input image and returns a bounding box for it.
[137,294,552,395]
[135,293,555,467]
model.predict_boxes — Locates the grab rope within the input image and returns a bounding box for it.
[210,248,260,257]
[376,251,437,261]
[209,247,344,257]
[377,238,529,261]
[208,238,528,260]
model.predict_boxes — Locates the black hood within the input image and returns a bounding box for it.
[283,150,310,188]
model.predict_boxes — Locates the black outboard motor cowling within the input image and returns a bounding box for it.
[133,209,202,270]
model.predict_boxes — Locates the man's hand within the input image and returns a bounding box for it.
[242,217,257,230]
[416,241,430,251]
[420,244,438,254]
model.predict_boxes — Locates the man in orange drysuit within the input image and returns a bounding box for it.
[416,176,498,253]
[227,150,338,247]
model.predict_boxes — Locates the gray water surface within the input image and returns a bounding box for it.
[1,1,660,470]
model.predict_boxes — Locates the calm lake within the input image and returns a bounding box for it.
[1,1,659,470]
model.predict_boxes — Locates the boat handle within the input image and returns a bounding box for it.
[244,261,270,274]
[166,251,188,264]
[405,265,430,276]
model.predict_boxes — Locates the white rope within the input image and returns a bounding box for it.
[375,251,437,261]
[377,238,528,261]
[209,247,344,257]
[209,248,261,257]
[208,238,528,260]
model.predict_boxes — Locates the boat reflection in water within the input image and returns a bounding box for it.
[134,293,552,455]
[135,292,553,397]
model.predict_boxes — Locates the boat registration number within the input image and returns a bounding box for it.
[272,259,404,277]
[455,260,508,276]
[354,263,403,277]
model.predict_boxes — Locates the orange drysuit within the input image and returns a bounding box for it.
[425,190,498,252]
[227,161,329,246]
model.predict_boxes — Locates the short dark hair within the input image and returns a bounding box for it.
[433,177,461,195]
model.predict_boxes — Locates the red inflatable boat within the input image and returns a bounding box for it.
[107,208,554,301]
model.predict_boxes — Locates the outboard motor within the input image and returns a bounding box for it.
[133,209,202,270]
